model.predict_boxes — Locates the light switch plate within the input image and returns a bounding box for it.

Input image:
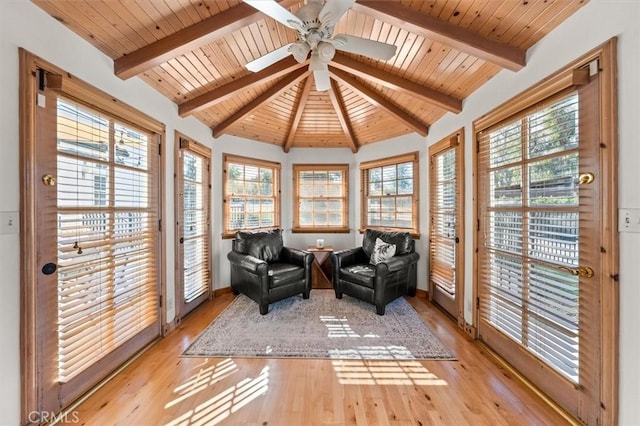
[0,211,19,235]
[619,208,640,233]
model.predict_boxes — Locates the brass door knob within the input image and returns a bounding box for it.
[42,174,56,186]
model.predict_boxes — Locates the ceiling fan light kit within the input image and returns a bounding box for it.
[243,0,398,91]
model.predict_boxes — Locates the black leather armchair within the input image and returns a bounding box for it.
[227,229,313,315]
[331,229,419,315]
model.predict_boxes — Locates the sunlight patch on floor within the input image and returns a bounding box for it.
[331,359,449,386]
[165,358,239,409]
[320,315,379,338]
[165,366,269,426]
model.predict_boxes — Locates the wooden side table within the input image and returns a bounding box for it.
[307,246,334,289]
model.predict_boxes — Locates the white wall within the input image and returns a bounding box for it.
[1,0,638,424]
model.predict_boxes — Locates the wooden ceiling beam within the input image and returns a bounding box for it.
[114,0,298,79]
[283,76,314,153]
[179,57,305,117]
[330,53,462,113]
[329,67,428,137]
[351,1,526,71]
[327,79,358,153]
[213,68,310,138]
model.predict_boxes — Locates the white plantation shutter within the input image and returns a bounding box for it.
[56,98,159,382]
[477,93,582,382]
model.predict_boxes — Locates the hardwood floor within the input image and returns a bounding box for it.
[71,291,573,425]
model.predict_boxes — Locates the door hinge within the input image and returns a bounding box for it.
[159,143,162,155]
[159,295,163,307]
[158,219,162,231]
[476,297,480,309]
[477,219,480,231]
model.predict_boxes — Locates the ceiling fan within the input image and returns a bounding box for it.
[243,0,397,91]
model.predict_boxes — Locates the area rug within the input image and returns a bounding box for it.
[183,290,456,360]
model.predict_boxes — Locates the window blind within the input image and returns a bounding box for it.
[182,150,210,303]
[477,93,581,382]
[56,98,159,383]
[429,148,457,296]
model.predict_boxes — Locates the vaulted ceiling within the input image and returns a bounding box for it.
[32,0,588,151]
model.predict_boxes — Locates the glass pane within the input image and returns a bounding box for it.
[57,99,110,162]
[382,180,397,196]
[228,163,244,180]
[397,162,413,179]
[314,171,328,182]
[300,199,313,211]
[397,179,413,195]
[490,166,522,207]
[382,165,397,181]
[328,213,342,225]
[381,198,395,212]
[327,199,342,212]
[114,124,148,170]
[299,184,313,197]
[327,183,343,196]
[328,171,343,183]
[528,94,579,158]
[528,154,578,206]
[229,198,244,229]
[261,199,274,213]
[369,167,382,182]
[487,211,523,254]
[528,212,578,265]
[300,212,313,226]
[438,150,455,180]
[57,158,109,208]
[299,171,314,184]
[369,182,382,196]
[396,196,412,212]
[314,199,327,212]
[114,168,149,208]
[396,213,412,228]
[489,121,522,167]
[368,198,381,212]
[314,184,328,197]
[315,213,328,226]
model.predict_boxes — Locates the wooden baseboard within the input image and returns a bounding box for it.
[415,289,428,298]
[214,287,234,297]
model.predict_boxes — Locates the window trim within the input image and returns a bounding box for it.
[222,153,281,239]
[292,163,350,234]
[359,151,420,238]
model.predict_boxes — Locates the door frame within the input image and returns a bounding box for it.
[472,39,618,424]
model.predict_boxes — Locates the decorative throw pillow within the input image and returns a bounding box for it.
[370,237,396,265]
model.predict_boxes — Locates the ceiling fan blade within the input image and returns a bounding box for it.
[245,43,293,72]
[319,0,355,29]
[333,34,397,61]
[314,69,331,91]
[243,0,303,29]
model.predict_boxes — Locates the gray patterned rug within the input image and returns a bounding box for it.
[183,290,456,360]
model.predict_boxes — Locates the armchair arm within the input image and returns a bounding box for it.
[332,247,368,269]
[281,246,313,268]
[227,251,268,275]
[375,252,420,275]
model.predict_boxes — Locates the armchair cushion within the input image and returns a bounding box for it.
[362,229,413,257]
[268,263,305,288]
[369,237,397,265]
[340,264,375,288]
[235,229,283,262]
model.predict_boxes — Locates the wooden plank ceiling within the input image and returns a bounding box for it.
[32,0,588,151]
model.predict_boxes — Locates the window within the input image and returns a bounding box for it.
[223,154,280,237]
[360,152,419,236]
[293,164,349,233]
